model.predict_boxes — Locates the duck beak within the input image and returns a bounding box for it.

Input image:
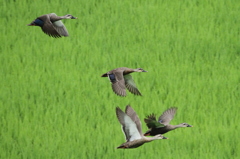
[162,136,168,139]
[187,125,193,127]
[72,16,77,19]
[142,70,147,72]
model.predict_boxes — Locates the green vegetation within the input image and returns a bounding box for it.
[0,0,239,158]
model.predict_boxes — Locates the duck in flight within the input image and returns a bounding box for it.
[144,107,193,136]
[101,67,147,96]
[28,13,77,38]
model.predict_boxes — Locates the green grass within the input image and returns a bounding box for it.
[0,0,239,158]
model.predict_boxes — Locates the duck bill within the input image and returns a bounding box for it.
[142,70,147,72]
[72,16,77,19]
[187,125,193,127]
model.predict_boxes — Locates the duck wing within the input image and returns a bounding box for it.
[125,105,142,135]
[124,74,142,96]
[158,107,177,125]
[109,71,126,96]
[49,13,69,37]
[116,107,142,142]
[38,14,61,38]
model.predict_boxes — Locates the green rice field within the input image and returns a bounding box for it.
[0,0,239,158]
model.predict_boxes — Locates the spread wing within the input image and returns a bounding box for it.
[49,13,69,36]
[109,71,126,96]
[125,105,142,135]
[39,14,62,38]
[116,107,142,142]
[158,107,177,125]
[144,114,165,128]
[124,74,142,96]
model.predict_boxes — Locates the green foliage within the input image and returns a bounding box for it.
[0,0,239,158]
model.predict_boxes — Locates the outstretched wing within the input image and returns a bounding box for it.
[38,14,62,38]
[49,13,69,36]
[116,107,142,142]
[158,107,178,125]
[109,71,126,96]
[125,105,142,135]
[124,74,142,96]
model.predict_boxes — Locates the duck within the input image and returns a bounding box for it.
[101,67,147,96]
[116,105,167,149]
[144,107,192,136]
[28,13,77,38]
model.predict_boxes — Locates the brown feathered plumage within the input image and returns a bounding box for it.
[101,67,147,96]
[116,105,167,149]
[144,107,193,136]
[28,13,77,38]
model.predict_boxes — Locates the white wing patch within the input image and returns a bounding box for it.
[122,113,142,142]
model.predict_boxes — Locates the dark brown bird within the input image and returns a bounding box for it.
[116,105,167,149]
[101,67,147,96]
[144,107,192,136]
[28,13,77,38]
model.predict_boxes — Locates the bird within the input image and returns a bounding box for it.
[28,13,77,38]
[144,107,193,136]
[101,67,147,96]
[116,105,167,149]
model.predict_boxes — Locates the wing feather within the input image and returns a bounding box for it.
[49,13,69,36]
[40,14,61,38]
[158,107,178,125]
[116,107,142,142]
[144,114,165,128]
[125,105,142,135]
[124,74,142,96]
[109,71,126,96]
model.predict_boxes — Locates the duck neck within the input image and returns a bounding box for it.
[145,136,161,142]
[50,15,67,22]
[123,69,134,75]
[173,124,184,129]
[166,125,179,130]
[53,16,65,21]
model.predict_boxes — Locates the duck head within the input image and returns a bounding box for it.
[136,68,147,72]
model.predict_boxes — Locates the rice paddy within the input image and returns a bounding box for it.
[0,0,239,158]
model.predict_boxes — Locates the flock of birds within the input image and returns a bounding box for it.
[28,13,193,149]
[102,67,192,148]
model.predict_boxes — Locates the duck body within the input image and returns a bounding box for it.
[117,139,145,149]
[117,138,149,149]
[28,13,77,38]
[144,125,177,136]
[144,107,192,136]
[101,67,147,96]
